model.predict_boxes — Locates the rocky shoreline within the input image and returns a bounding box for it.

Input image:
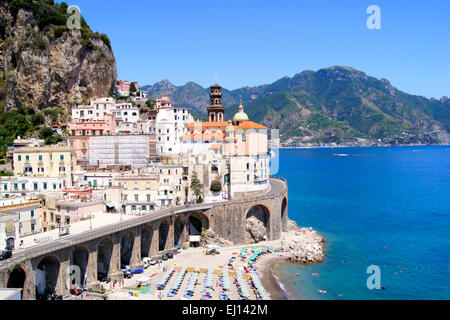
[201,218,325,265]
[273,219,325,264]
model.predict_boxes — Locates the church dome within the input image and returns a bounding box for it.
[233,103,249,121]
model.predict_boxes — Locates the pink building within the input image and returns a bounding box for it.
[67,114,115,161]
[117,80,138,96]
[55,199,104,225]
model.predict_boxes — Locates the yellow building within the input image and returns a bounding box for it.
[13,146,76,187]
[113,173,160,213]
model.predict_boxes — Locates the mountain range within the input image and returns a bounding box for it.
[142,66,450,145]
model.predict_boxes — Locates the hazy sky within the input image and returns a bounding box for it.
[64,0,450,98]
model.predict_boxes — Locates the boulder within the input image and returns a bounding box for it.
[200,229,233,247]
[245,216,267,244]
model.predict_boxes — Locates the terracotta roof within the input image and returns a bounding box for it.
[187,120,268,130]
[235,121,268,130]
[187,121,228,129]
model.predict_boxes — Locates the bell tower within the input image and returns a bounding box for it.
[207,84,225,122]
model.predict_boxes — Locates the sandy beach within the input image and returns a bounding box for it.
[103,229,323,301]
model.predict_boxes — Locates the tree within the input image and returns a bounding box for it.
[190,170,203,202]
[130,82,137,94]
[210,177,222,193]
[145,99,155,110]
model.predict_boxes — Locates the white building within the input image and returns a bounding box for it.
[149,95,193,156]
[111,103,140,124]
[0,176,66,198]
[71,97,116,122]
[0,197,42,250]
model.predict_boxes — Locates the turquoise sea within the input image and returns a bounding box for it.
[272,146,450,300]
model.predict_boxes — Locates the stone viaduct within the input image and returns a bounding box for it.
[0,179,288,300]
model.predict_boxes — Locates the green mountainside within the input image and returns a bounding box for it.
[0,0,117,158]
[144,66,450,145]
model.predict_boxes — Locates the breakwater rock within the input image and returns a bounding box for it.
[273,227,325,264]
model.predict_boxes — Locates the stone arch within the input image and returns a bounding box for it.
[120,231,134,267]
[158,219,170,252]
[281,197,288,232]
[97,237,113,280]
[141,224,153,258]
[174,215,185,246]
[35,255,60,298]
[187,211,210,235]
[7,265,27,297]
[70,246,89,287]
[244,204,271,243]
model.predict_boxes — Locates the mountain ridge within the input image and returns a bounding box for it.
[142,66,450,145]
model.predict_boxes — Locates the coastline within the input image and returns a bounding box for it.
[277,144,450,150]
[256,255,289,300]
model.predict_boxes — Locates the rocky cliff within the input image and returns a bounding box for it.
[0,1,117,112]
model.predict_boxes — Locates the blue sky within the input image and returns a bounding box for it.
[64,0,450,98]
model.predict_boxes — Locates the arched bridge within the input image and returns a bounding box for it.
[0,178,288,300]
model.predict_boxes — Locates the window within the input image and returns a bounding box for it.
[247,175,250,181]
[72,130,75,136]
[25,155,29,161]
[164,190,168,196]
[242,133,246,142]
[3,184,7,190]
[132,205,136,211]
[82,130,86,136]
[135,194,139,201]
[22,183,26,190]
[31,210,34,218]
[66,207,70,214]
[17,155,21,161]
[134,182,138,190]
[59,167,65,173]
[31,224,35,232]
[39,155,43,161]
[100,130,103,136]
[57,206,61,212]
[146,182,150,189]
[147,194,151,202]
[34,183,38,191]
[60,154,64,161]
[14,184,18,190]
[53,184,57,190]
[43,183,47,190]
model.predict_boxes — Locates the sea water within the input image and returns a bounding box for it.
[272,146,450,300]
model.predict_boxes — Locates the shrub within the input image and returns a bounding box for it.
[210,178,222,193]
[54,26,65,39]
